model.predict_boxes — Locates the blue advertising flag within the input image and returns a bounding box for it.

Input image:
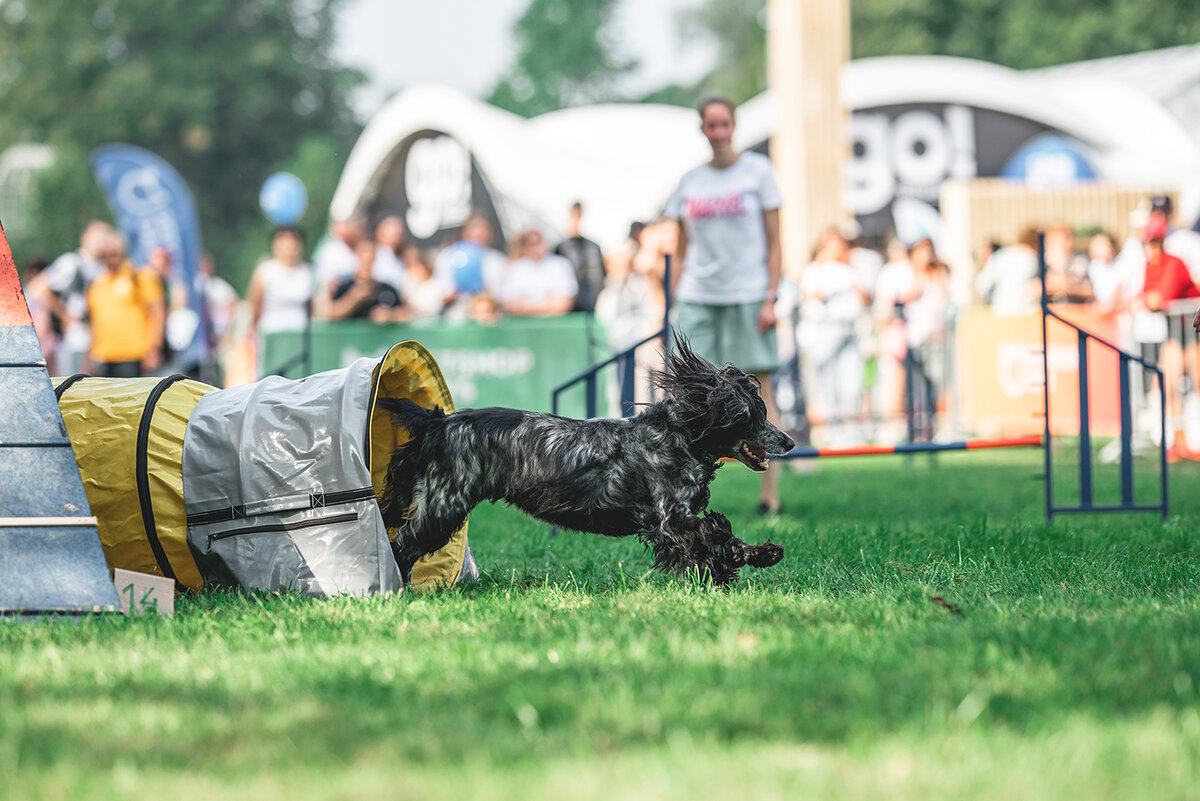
[89,144,209,367]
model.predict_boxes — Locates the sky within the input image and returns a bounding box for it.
[333,0,716,120]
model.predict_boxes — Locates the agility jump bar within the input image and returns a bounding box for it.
[779,435,1043,459]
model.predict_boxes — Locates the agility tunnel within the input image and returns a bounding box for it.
[50,340,474,598]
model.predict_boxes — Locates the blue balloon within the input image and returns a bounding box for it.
[259,172,308,225]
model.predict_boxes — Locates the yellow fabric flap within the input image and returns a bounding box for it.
[368,341,469,591]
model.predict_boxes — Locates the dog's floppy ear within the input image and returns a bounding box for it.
[711,377,753,420]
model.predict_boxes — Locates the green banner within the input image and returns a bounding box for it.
[260,315,611,416]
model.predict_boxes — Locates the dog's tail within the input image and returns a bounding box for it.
[378,397,444,435]
[376,398,446,529]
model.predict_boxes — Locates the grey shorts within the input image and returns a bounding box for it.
[673,300,779,374]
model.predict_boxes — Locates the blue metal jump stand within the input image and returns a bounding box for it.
[1039,234,1168,521]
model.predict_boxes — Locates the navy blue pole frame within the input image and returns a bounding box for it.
[1040,293,1168,519]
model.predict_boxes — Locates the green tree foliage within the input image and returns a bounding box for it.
[0,0,362,288]
[649,0,1200,110]
[851,0,1200,67]
[226,132,352,291]
[489,0,637,117]
[676,0,767,106]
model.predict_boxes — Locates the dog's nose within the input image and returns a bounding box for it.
[771,429,795,454]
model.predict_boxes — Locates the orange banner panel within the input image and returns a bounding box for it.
[957,306,1123,437]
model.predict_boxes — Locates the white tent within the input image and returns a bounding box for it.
[330,50,1200,252]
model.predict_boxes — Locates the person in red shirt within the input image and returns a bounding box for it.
[1141,214,1200,460]
[1142,215,1199,311]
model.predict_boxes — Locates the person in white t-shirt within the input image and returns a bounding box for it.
[372,214,409,293]
[494,229,578,316]
[799,229,867,442]
[312,217,365,319]
[248,226,313,335]
[974,226,1040,316]
[665,95,786,515]
[31,219,113,374]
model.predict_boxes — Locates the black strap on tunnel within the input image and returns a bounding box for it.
[186,486,378,526]
[136,374,189,591]
[53,373,89,400]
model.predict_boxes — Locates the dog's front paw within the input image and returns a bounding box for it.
[744,539,783,568]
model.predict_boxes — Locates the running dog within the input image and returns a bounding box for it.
[378,339,794,586]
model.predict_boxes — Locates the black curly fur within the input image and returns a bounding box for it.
[378,337,794,586]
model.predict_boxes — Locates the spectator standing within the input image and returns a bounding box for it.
[21,255,55,368]
[666,95,785,515]
[873,237,916,422]
[595,221,668,407]
[974,226,1040,316]
[845,221,884,304]
[248,226,314,335]
[1040,223,1094,303]
[1153,195,1200,285]
[434,212,507,313]
[312,217,366,318]
[329,238,404,322]
[1138,215,1200,461]
[195,251,238,383]
[798,229,866,445]
[198,251,238,345]
[596,221,654,350]
[143,246,184,367]
[1115,197,1200,301]
[1086,232,1124,308]
[372,214,409,292]
[86,233,165,378]
[554,201,606,313]
[1140,215,1198,314]
[400,244,451,320]
[495,228,578,316]
[902,238,952,441]
[31,219,114,374]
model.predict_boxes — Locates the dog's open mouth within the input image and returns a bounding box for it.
[736,441,770,471]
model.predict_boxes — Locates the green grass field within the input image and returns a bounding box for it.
[5,450,1200,800]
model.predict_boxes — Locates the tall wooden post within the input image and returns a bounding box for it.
[767,0,849,276]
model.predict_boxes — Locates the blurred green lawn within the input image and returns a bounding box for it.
[4,450,1200,800]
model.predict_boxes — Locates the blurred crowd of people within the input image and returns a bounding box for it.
[975,194,1200,461]
[22,220,236,380]
[973,195,1200,318]
[246,205,643,335]
[16,201,676,384]
[19,189,1200,463]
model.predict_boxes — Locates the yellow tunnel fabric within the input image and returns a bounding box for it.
[368,341,470,591]
[54,375,215,591]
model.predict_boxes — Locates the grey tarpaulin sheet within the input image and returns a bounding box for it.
[182,358,403,596]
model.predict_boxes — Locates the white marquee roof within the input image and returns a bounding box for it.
[331,51,1200,250]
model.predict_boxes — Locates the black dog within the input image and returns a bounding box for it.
[378,339,795,586]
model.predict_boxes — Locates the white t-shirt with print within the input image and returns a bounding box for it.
[665,151,782,305]
[494,255,579,305]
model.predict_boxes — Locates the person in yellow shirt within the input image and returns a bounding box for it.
[86,233,165,377]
